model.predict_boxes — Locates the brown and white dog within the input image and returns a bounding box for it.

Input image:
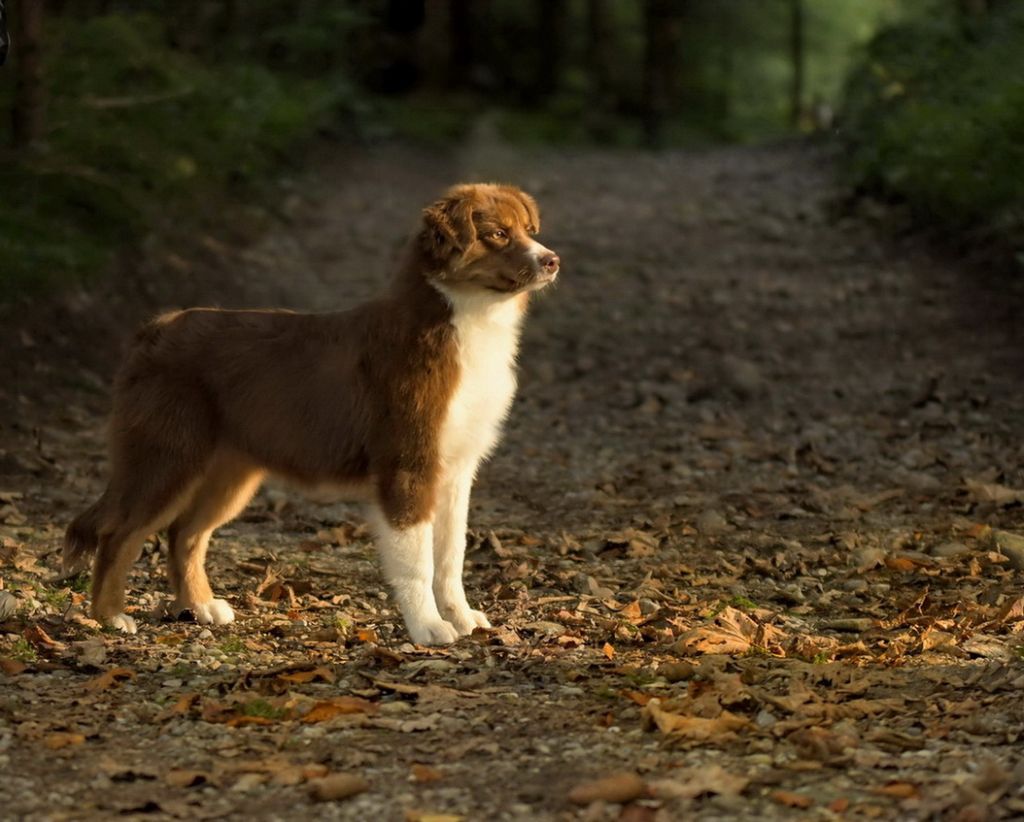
[63,184,559,644]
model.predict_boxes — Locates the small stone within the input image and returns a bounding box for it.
[659,661,695,683]
[197,629,214,640]
[696,510,729,535]
[568,772,647,805]
[755,710,777,729]
[993,531,1024,570]
[378,701,412,716]
[930,541,971,559]
[309,773,369,802]
[0,592,18,621]
[638,599,659,616]
[523,621,565,637]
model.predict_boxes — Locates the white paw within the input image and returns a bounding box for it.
[445,607,492,637]
[105,613,138,634]
[406,617,460,646]
[173,598,235,626]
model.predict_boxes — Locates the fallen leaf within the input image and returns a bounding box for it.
[0,657,27,675]
[278,666,336,685]
[24,623,62,649]
[411,764,444,783]
[875,781,919,799]
[44,732,86,750]
[156,693,200,721]
[672,607,783,656]
[771,790,813,808]
[602,642,615,660]
[165,769,209,788]
[649,764,749,799]
[568,772,647,805]
[643,699,749,739]
[84,667,135,691]
[302,696,377,723]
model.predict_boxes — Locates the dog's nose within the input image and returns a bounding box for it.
[541,253,560,274]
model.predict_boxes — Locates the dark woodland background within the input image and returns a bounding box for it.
[0,0,1022,299]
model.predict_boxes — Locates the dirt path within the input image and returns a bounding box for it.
[3,138,1024,820]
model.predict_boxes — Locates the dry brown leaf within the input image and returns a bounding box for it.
[875,781,919,799]
[643,700,749,739]
[43,732,86,750]
[156,693,200,721]
[302,696,377,723]
[771,790,813,808]
[411,764,444,783]
[24,624,62,649]
[568,772,647,805]
[84,667,135,691]
[602,642,615,660]
[405,814,464,822]
[672,607,783,656]
[0,657,27,675]
[648,764,749,799]
[884,556,919,573]
[165,769,210,788]
[278,666,336,685]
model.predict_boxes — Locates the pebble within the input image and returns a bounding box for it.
[524,621,565,636]
[930,541,971,559]
[0,592,18,621]
[696,509,730,535]
[993,531,1024,570]
[309,773,369,802]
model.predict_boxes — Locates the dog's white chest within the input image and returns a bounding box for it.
[440,295,522,470]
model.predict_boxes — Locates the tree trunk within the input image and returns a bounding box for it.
[788,0,805,129]
[586,0,613,112]
[11,0,45,149]
[0,0,10,67]
[448,0,474,88]
[531,0,567,102]
[642,0,683,148]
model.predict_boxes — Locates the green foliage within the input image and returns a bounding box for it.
[0,12,355,299]
[842,2,1024,253]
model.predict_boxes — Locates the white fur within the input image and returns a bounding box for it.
[371,514,460,645]
[172,598,235,626]
[373,286,522,644]
[437,288,523,469]
[105,613,138,634]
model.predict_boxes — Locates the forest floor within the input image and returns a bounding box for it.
[2,135,1024,821]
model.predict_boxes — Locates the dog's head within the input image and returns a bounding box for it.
[420,184,559,294]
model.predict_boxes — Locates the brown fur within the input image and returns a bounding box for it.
[63,183,557,625]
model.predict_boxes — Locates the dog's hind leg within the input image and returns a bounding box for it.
[167,450,263,626]
[90,469,202,633]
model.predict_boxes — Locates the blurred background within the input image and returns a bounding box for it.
[0,0,1021,302]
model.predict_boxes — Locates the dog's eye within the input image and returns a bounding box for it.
[490,229,508,241]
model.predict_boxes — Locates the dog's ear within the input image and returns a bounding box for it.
[422,191,477,268]
[510,188,541,234]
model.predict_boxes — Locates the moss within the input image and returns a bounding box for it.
[841,2,1024,259]
[0,13,354,300]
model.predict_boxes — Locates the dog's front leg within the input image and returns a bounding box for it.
[432,469,492,636]
[372,513,459,645]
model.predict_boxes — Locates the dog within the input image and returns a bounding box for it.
[63,183,559,645]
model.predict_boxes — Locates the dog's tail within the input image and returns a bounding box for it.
[63,493,108,574]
